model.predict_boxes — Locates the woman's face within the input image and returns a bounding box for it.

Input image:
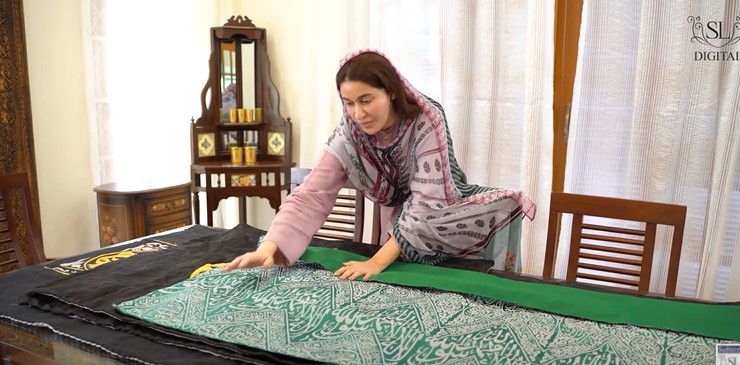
[339,80,395,135]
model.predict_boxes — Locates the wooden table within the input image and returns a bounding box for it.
[0,225,733,365]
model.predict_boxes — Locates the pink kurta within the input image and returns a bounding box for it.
[264,150,394,264]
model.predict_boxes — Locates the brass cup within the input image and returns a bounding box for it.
[244,146,257,165]
[246,109,254,123]
[229,109,238,123]
[230,146,243,164]
[237,109,247,123]
[254,108,262,122]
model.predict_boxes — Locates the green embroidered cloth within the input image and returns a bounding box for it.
[116,248,735,365]
[301,247,740,342]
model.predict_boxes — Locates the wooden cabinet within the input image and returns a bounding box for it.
[94,181,192,247]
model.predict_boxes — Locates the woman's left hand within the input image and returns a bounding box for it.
[334,260,384,281]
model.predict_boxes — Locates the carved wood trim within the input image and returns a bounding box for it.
[224,15,256,28]
[0,0,44,244]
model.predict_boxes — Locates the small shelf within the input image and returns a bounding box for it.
[217,121,265,129]
[191,160,293,171]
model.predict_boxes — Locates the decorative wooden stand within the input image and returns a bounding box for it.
[190,16,294,225]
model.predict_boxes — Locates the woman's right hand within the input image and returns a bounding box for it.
[221,240,288,272]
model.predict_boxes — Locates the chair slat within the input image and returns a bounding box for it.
[580,233,645,246]
[332,202,356,209]
[0,172,45,274]
[329,210,355,217]
[314,232,354,241]
[319,225,354,234]
[577,272,640,287]
[579,242,644,256]
[324,217,355,225]
[0,258,20,267]
[578,262,641,277]
[290,167,380,244]
[579,251,642,266]
[581,223,645,236]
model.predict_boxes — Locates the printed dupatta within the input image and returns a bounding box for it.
[326,49,536,265]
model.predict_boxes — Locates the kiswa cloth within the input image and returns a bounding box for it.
[116,257,733,365]
[18,224,491,365]
[326,49,536,265]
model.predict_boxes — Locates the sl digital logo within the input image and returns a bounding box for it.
[717,344,740,365]
[688,16,740,61]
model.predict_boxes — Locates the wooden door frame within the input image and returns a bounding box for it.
[552,0,583,193]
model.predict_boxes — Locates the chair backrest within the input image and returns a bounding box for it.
[542,192,686,297]
[0,172,45,274]
[290,167,368,243]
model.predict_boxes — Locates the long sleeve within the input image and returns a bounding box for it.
[264,150,347,264]
[377,205,397,245]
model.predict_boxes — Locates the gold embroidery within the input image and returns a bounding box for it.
[189,263,228,278]
[45,239,177,275]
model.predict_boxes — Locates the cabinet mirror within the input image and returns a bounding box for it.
[219,40,256,122]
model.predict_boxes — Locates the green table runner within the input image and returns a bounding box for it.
[300,247,740,342]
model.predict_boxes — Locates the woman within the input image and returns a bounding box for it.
[223,49,536,280]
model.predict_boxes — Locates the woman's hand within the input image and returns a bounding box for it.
[221,240,288,272]
[334,236,402,280]
[334,260,385,281]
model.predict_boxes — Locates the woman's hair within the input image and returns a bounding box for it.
[336,52,421,119]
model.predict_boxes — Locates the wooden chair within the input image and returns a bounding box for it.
[542,192,686,297]
[290,167,379,243]
[0,172,45,274]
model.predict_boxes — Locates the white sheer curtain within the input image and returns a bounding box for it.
[565,1,740,300]
[372,1,554,274]
[439,1,553,274]
[88,0,216,186]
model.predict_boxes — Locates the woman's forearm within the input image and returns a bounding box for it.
[264,151,347,264]
[368,236,401,271]
[334,236,401,280]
